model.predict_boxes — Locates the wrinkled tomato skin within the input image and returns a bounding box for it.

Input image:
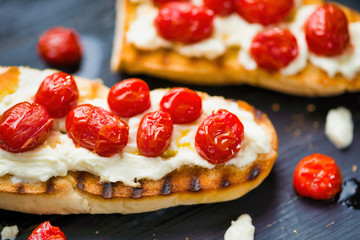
[155,2,214,44]
[160,88,202,124]
[293,153,343,200]
[34,72,79,118]
[108,78,151,118]
[153,0,187,6]
[250,28,299,71]
[203,0,237,16]
[305,3,350,56]
[38,27,83,67]
[195,109,244,164]
[28,221,66,240]
[137,111,173,157]
[237,0,294,25]
[0,102,54,153]
[66,104,129,157]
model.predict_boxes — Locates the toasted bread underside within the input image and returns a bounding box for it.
[0,68,277,214]
[111,0,360,97]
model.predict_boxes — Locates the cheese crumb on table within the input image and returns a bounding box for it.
[224,214,255,240]
[325,107,354,149]
[1,225,19,240]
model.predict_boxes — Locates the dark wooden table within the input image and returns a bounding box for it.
[1,0,360,239]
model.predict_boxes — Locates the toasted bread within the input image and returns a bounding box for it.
[111,0,360,97]
[0,66,277,214]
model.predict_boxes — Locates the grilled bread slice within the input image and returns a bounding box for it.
[0,66,277,214]
[111,0,360,97]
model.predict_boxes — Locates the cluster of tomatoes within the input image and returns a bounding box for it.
[0,72,245,164]
[154,0,350,71]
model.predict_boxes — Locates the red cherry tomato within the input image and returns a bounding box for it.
[153,0,187,6]
[250,28,299,71]
[0,102,54,153]
[155,2,214,44]
[203,0,237,16]
[28,221,66,240]
[236,0,294,25]
[137,111,173,157]
[108,78,151,118]
[293,153,343,200]
[160,88,202,124]
[66,104,129,157]
[305,3,350,56]
[34,72,79,118]
[38,26,83,67]
[195,109,244,164]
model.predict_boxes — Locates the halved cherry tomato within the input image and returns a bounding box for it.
[153,0,187,6]
[108,78,151,118]
[155,2,214,44]
[305,3,350,56]
[236,0,294,25]
[0,102,54,153]
[160,87,202,124]
[203,0,237,16]
[34,72,79,118]
[293,153,343,200]
[137,110,173,157]
[38,26,83,67]
[250,28,298,71]
[28,221,66,240]
[195,109,244,164]
[66,104,129,157]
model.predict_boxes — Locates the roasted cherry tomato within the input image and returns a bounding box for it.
[293,153,343,200]
[153,0,187,6]
[305,3,350,56]
[137,110,173,157]
[236,0,294,25]
[203,0,237,16]
[28,221,66,240]
[250,28,298,71]
[0,102,54,153]
[155,2,214,44]
[34,72,79,118]
[38,26,83,67]
[66,104,129,157]
[108,78,151,118]
[160,87,202,124]
[195,109,244,164]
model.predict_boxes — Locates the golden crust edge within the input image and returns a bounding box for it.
[111,0,360,97]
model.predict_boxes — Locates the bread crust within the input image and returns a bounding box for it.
[0,67,277,214]
[111,0,360,97]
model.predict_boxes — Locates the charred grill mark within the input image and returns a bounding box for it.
[46,178,54,193]
[76,174,85,191]
[221,178,230,188]
[102,182,113,199]
[189,176,201,192]
[215,56,224,69]
[247,166,261,180]
[161,177,173,195]
[131,188,143,199]
[161,50,170,65]
[17,184,24,194]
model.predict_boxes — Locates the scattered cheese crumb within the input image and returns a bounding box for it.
[325,107,354,149]
[306,104,316,113]
[1,225,19,240]
[224,214,255,240]
[352,165,358,172]
[271,103,280,112]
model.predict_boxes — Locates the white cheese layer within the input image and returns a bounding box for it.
[325,107,354,149]
[126,2,360,79]
[224,214,255,240]
[0,67,271,187]
[1,225,19,240]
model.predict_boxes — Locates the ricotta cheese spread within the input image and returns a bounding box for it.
[126,1,360,79]
[1,225,19,240]
[325,107,354,149]
[0,67,271,187]
[224,214,255,240]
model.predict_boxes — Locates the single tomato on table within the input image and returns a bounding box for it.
[0,102,53,153]
[66,104,129,157]
[28,221,66,240]
[293,153,343,200]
